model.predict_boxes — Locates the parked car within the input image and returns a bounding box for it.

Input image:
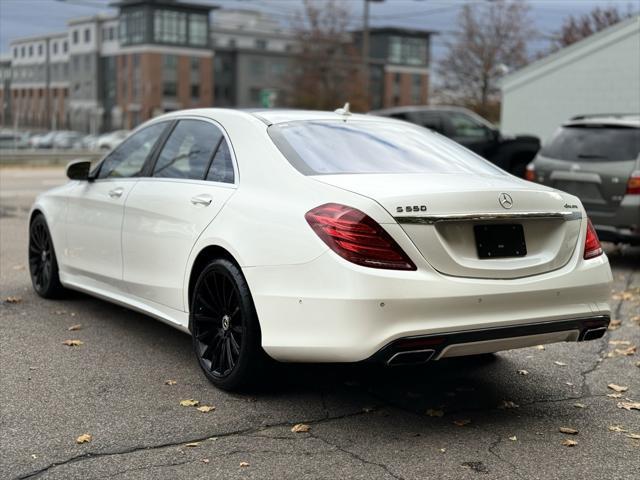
[0,131,31,149]
[30,131,58,149]
[369,106,540,178]
[96,130,129,151]
[52,131,84,149]
[528,114,639,245]
[29,109,612,391]
[79,134,100,150]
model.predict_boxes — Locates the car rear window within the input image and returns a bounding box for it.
[268,120,504,176]
[540,126,640,162]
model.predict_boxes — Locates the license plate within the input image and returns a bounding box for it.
[474,224,527,259]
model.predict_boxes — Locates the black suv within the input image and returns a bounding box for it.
[370,106,540,177]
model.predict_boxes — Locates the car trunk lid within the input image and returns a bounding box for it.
[313,173,582,279]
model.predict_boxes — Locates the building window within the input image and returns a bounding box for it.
[188,13,207,46]
[85,28,91,43]
[154,10,187,44]
[228,38,236,48]
[52,42,58,54]
[21,46,25,57]
[29,45,33,57]
[388,36,426,66]
[255,39,267,50]
[73,30,79,44]
[163,54,177,97]
[190,57,200,102]
[121,9,146,45]
[250,59,264,76]
[63,41,68,53]
[109,26,115,40]
[13,47,17,58]
[411,74,422,104]
[38,44,43,55]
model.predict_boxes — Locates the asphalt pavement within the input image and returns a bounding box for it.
[1,167,638,480]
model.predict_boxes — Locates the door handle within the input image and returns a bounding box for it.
[108,187,124,198]
[191,194,212,207]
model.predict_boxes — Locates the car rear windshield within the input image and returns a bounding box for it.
[268,120,505,176]
[540,126,640,162]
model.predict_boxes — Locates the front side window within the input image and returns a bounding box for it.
[269,120,504,176]
[153,120,224,180]
[98,123,167,179]
[449,113,490,139]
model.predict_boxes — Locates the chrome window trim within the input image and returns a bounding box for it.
[394,211,582,225]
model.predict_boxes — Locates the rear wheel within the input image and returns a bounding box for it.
[190,258,265,391]
[29,214,65,298]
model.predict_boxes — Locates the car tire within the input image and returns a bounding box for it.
[190,258,267,391]
[28,214,66,299]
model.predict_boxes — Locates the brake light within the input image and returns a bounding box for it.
[525,163,536,182]
[305,203,416,270]
[626,171,640,195]
[583,218,603,260]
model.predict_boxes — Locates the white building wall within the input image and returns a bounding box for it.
[501,17,640,143]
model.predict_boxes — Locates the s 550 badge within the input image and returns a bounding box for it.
[396,205,427,213]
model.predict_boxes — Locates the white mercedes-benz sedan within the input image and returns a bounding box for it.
[29,108,613,390]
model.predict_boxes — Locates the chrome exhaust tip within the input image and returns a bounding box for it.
[582,327,607,341]
[387,349,435,367]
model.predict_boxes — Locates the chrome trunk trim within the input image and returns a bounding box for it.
[394,211,582,225]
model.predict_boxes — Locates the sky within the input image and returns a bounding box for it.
[0,0,637,59]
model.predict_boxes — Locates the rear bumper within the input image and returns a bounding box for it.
[370,315,610,366]
[594,224,640,245]
[589,195,640,245]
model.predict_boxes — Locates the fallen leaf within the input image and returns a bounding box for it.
[516,369,529,376]
[201,458,210,464]
[565,382,574,387]
[630,315,640,324]
[609,340,631,346]
[509,436,517,441]
[239,461,250,467]
[607,384,629,393]
[559,427,578,435]
[609,319,622,330]
[535,345,545,350]
[4,296,22,304]
[439,448,446,453]
[612,291,634,301]
[573,403,587,409]
[67,324,82,331]
[31,454,36,459]
[362,406,375,413]
[553,361,567,366]
[291,423,311,433]
[626,433,640,440]
[453,419,471,427]
[180,399,199,407]
[62,339,83,347]
[70,312,76,317]
[196,405,215,413]
[164,379,177,385]
[609,425,627,432]
[184,442,200,447]
[76,433,92,444]
[616,346,636,356]
[498,400,519,409]
[54,310,67,315]
[426,409,444,417]
[562,439,578,447]
[12,265,25,270]
[607,393,623,398]
[617,402,640,411]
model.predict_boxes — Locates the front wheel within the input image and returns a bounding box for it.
[28,214,66,298]
[190,258,266,391]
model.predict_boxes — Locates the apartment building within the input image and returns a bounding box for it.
[0,1,434,132]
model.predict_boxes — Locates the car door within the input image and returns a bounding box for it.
[64,122,169,287]
[121,118,237,311]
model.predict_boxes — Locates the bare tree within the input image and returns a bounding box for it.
[286,0,368,111]
[437,0,533,119]
[551,6,636,50]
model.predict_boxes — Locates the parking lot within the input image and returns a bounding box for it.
[1,166,638,480]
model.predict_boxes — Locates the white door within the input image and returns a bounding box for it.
[122,118,237,311]
[64,122,169,286]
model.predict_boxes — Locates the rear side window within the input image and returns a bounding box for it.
[268,120,504,176]
[540,126,640,161]
[153,120,223,180]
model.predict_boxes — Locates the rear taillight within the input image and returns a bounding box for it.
[583,218,603,260]
[626,171,640,195]
[305,203,416,270]
[525,163,536,182]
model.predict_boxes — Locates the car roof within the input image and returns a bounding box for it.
[247,109,386,126]
[564,114,640,128]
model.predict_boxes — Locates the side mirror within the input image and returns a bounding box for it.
[66,160,92,181]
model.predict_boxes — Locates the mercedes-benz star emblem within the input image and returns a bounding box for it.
[498,193,513,209]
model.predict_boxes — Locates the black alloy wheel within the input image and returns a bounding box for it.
[190,258,265,391]
[28,214,65,298]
